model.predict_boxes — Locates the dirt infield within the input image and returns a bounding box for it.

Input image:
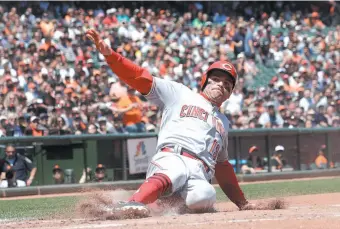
[1,192,340,229]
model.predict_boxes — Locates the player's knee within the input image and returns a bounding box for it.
[186,184,216,210]
[150,171,186,195]
[147,153,188,194]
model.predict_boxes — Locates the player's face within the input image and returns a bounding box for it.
[5,146,16,159]
[204,70,234,105]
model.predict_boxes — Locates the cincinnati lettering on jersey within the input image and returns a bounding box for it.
[180,105,209,122]
[212,116,225,136]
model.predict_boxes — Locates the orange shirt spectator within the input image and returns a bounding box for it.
[315,154,327,168]
[117,90,143,126]
[304,12,325,29]
[64,77,80,91]
[40,19,55,37]
[39,39,55,52]
[315,148,328,169]
[291,53,302,64]
[155,33,164,41]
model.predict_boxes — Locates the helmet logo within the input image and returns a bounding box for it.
[221,63,233,71]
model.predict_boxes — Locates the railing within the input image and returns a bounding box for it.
[0,128,339,186]
[227,127,340,173]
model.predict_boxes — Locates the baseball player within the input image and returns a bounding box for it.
[86,29,254,218]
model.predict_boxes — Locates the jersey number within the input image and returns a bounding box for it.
[209,139,220,160]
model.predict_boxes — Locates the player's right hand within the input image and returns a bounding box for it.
[238,201,256,211]
[86,29,112,56]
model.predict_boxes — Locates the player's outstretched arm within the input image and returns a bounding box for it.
[215,160,254,210]
[86,29,153,95]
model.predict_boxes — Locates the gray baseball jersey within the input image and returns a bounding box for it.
[145,77,230,173]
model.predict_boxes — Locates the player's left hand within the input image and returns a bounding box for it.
[237,200,257,211]
[239,202,257,211]
[86,29,112,56]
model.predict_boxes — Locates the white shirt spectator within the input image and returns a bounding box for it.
[191,34,202,46]
[118,24,129,38]
[0,179,26,188]
[316,96,328,108]
[299,97,313,112]
[268,17,281,28]
[59,68,75,81]
[222,91,243,114]
[258,112,284,127]
[25,91,37,104]
[0,68,17,77]
[269,48,283,62]
[0,60,17,77]
[203,36,213,49]
[130,27,145,42]
[283,36,290,48]
[179,32,190,45]
[192,49,202,64]
[336,78,340,92]
[220,43,233,54]
[53,29,64,41]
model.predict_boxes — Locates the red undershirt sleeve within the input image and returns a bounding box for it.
[104,49,153,95]
[215,160,247,208]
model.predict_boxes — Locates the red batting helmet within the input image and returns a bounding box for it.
[200,60,238,91]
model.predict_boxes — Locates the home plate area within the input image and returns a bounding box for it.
[2,193,340,229]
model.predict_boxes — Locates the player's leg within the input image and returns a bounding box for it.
[128,151,188,204]
[180,179,216,212]
[174,156,217,212]
[104,152,188,219]
[112,152,188,218]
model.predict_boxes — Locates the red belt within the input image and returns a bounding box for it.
[161,147,210,172]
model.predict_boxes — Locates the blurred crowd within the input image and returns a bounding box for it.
[0,1,339,137]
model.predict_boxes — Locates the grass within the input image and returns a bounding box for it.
[1,178,340,220]
[0,196,79,220]
[217,177,340,201]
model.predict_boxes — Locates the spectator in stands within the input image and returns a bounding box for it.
[258,103,284,128]
[0,2,338,135]
[39,113,49,134]
[71,114,87,134]
[87,124,99,134]
[97,117,109,134]
[315,105,328,126]
[93,164,107,182]
[314,145,328,169]
[52,165,64,184]
[304,12,325,30]
[233,24,246,58]
[144,107,159,132]
[271,145,287,171]
[0,144,37,186]
[299,89,314,113]
[79,164,107,183]
[25,116,45,136]
[241,146,265,174]
[117,88,145,133]
[244,19,255,58]
[0,165,26,188]
[79,167,93,184]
